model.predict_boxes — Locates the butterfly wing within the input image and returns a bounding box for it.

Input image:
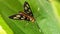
[9,14,26,20]
[24,1,33,16]
[9,1,34,22]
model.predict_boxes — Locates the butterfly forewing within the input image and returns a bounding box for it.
[24,1,33,16]
[9,14,26,20]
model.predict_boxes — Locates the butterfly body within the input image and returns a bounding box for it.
[9,1,35,22]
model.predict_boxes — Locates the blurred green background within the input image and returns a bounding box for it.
[0,0,60,34]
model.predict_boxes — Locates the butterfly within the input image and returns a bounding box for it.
[9,1,35,22]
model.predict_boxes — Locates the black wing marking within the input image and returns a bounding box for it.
[24,1,33,16]
[9,14,26,20]
[9,14,31,21]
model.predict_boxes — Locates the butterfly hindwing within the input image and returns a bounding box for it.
[24,1,33,16]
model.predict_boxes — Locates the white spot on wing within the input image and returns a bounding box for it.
[27,9,31,13]
[16,15,20,17]
[13,17,18,19]
[26,4,29,8]
[21,17,24,19]
[27,11,30,13]
[29,9,31,12]
[25,7,27,10]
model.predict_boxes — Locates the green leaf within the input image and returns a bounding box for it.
[0,0,42,34]
[0,15,13,34]
[0,0,60,34]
